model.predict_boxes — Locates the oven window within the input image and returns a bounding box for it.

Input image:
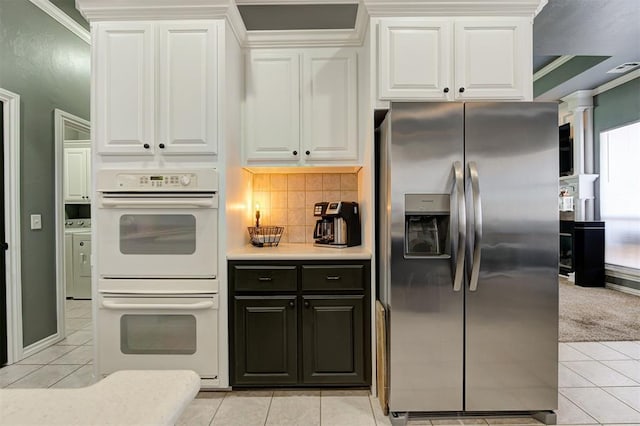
[120,215,196,254]
[120,314,197,354]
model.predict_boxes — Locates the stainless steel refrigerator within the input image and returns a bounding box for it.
[377,102,558,420]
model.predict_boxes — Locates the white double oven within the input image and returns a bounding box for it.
[96,169,219,380]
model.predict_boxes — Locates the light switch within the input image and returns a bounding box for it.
[30,214,42,230]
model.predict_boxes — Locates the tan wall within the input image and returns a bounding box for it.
[251,173,359,243]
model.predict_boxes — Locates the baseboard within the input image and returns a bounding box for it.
[605,264,640,295]
[21,332,63,360]
[606,282,640,297]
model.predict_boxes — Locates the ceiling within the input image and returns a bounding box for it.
[533,0,640,100]
[60,0,640,101]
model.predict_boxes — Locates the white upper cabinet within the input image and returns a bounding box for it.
[379,19,452,100]
[64,145,91,203]
[245,51,301,161]
[378,17,532,101]
[303,49,358,162]
[158,22,219,154]
[95,21,220,156]
[244,48,359,165]
[95,22,154,154]
[454,19,531,100]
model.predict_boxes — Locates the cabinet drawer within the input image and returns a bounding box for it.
[301,265,364,291]
[234,266,297,292]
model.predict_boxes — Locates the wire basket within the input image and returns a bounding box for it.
[248,226,284,247]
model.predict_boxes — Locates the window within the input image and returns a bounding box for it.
[600,121,640,270]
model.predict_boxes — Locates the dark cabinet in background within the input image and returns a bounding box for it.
[229,260,371,387]
[560,220,605,287]
[574,221,605,287]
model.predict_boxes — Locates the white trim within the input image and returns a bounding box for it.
[533,55,575,81]
[363,0,541,17]
[54,110,91,345]
[28,0,90,44]
[605,283,640,297]
[592,69,640,96]
[21,332,63,360]
[0,88,23,364]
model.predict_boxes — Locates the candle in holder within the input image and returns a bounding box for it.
[255,204,260,227]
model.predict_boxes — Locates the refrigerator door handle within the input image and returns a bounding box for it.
[468,161,483,292]
[452,161,466,292]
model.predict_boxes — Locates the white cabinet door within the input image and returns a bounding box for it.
[245,51,300,162]
[158,22,219,155]
[454,19,531,100]
[64,147,90,203]
[302,49,358,162]
[95,22,155,155]
[379,19,452,100]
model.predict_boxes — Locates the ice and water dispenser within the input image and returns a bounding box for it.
[404,194,450,258]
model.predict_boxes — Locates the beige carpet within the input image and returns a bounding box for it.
[559,277,640,342]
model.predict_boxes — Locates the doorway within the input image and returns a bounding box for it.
[1,100,6,366]
[54,110,91,340]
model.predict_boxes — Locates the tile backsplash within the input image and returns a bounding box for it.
[252,173,359,244]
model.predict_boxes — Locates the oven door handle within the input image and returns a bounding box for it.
[101,300,216,310]
[99,198,216,208]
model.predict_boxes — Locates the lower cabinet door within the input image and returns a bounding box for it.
[302,295,366,384]
[233,296,298,385]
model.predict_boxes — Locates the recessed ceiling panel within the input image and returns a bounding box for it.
[238,4,358,31]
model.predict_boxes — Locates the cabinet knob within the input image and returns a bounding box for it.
[293,150,298,156]
[305,150,310,155]
[143,143,150,149]
[304,300,310,308]
[459,87,465,93]
[288,301,295,308]
[159,143,165,149]
[79,242,84,246]
[443,87,449,93]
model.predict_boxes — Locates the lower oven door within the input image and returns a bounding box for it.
[98,292,218,378]
[97,194,218,278]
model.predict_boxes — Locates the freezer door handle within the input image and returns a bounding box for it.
[452,161,466,292]
[468,161,483,292]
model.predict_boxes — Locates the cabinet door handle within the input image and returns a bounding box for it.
[459,87,465,93]
[305,150,310,155]
[288,301,295,308]
[326,276,341,281]
[304,300,310,308]
[293,150,298,156]
[143,143,150,149]
[159,143,165,149]
[258,277,272,282]
[444,87,449,93]
[79,242,85,247]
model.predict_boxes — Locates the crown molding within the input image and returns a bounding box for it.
[591,69,640,96]
[75,0,234,21]
[362,0,542,17]
[29,0,90,44]
[533,55,575,81]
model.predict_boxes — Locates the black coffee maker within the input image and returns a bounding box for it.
[313,201,361,248]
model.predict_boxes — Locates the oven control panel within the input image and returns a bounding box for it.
[116,173,198,189]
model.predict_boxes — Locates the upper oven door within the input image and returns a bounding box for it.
[97,193,218,278]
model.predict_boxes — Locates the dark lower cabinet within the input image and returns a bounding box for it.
[233,296,297,385]
[229,260,371,387]
[302,295,365,384]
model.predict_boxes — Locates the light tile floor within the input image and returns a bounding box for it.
[1,300,640,425]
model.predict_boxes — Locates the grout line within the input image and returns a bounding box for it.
[263,392,274,426]
[600,386,640,415]
[557,393,600,426]
[46,364,84,388]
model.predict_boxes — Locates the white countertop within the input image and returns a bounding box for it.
[0,370,199,426]
[227,243,372,260]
